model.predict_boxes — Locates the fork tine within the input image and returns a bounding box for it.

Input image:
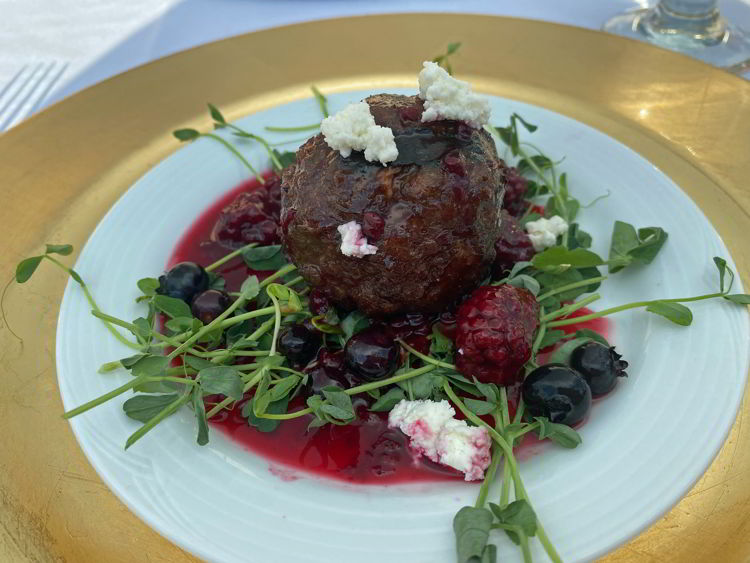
[0,62,55,131]
[0,63,43,122]
[25,62,68,118]
[0,64,29,103]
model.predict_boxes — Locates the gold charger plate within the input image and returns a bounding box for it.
[1,14,749,562]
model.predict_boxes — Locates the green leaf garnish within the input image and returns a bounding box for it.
[608,221,668,273]
[532,246,604,269]
[488,499,538,544]
[534,417,582,448]
[645,301,693,326]
[198,366,244,400]
[130,355,169,378]
[137,277,160,296]
[192,389,210,446]
[370,387,406,412]
[208,103,226,124]
[547,337,592,365]
[45,244,73,256]
[340,310,370,343]
[573,328,610,347]
[243,245,288,271]
[123,394,179,423]
[15,256,43,283]
[453,506,493,563]
[431,42,462,75]
[243,395,290,433]
[153,294,192,319]
[173,128,200,141]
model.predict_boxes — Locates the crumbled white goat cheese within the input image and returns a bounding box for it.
[417,61,491,128]
[363,126,398,164]
[525,215,569,251]
[388,399,491,481]
[320,101,398,165]
[337,221,378,258]
[436,419,492,482]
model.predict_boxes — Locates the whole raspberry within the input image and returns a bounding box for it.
[493,210,535,276]
[455,285,540,386]
[503,167,529,217]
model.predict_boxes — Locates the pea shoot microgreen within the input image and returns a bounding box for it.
[264,85,330,133]
[431,42,462,75]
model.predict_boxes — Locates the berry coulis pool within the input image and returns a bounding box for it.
[167,174,610,484]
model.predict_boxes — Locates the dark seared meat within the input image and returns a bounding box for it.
[281,94,507,316]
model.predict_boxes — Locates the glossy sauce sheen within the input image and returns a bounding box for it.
[168,175,611,484]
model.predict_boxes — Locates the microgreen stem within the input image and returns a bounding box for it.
[581,190,611,209]
[205,243,258,272]
[513,398,526,425]
[311,85,329,117]
[500,457,511,508]
[248,317,276,341]
[259,264,298,288]
[62,375,147,419]
[531,320,547,356]
[223,123,283,170]
[475,414,505,509]
[510,422,541,440]
[44,256,142,351]
[284,276,304,288]
[265,123,320,133]
[475,442,502,508]
[443,382,513,455]
[536,276,607,302]
[272,366,307,377]
[547,292,726,328]
[160,376,199,386]
[500,388,511,427]
[396,339,457,370]
[199,349,269,358]
[348,364,436,395]
[270,135,315,147]
[216,306,276,329]
[268,293,282,357]
[540,293,601,323]
[260,365,438,420]
[90,310,215,358]
[1,277,22,341]
[125,392,192,450]
[203,133,263,183]
[167,291,252,360]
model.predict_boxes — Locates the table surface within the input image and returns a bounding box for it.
[1,0,750,112]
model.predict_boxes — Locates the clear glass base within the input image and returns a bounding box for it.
[603,7,750,73]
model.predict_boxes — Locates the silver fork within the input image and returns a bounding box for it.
[0,62,68,132]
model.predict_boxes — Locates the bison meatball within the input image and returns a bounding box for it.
[281,94,507,316]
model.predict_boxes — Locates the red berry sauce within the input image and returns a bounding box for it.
[167,173,611,484]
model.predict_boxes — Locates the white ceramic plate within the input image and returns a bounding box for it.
[56,88,750,563]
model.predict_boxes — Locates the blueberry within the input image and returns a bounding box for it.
[570,342,628,397]
[157,262,209,303]
[278,324,322,366]
[522,364,591,426]
[344,328,399,381]
[191,289,231,324]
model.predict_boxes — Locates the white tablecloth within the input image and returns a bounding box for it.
[1,0,749,113]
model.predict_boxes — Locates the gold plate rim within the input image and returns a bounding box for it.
[1,13,750,563]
